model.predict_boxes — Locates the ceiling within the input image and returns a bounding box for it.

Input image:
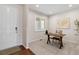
[28,4,79,16]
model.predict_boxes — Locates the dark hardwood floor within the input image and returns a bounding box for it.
[10,45,35,55]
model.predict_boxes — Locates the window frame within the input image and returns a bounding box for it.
[35,16,45,32]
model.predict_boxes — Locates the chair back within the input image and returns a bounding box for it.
[45,30,48,35]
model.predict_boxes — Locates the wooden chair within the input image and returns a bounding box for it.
[51,36,63,49]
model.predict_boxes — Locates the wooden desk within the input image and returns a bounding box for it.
[47,33,65,49]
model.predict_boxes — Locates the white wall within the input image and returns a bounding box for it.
[49,9,79,43]
[26,9,48,44]
[0,5,23,50]
[22,5,28,48]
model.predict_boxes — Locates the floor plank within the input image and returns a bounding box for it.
[0,45,35,55]
[10,45,35,55]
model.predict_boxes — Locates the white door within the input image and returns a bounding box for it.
[0,5,20,50]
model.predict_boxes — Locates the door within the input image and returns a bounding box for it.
[0,5,20,50]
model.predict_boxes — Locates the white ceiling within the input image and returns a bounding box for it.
[28,4,79,16]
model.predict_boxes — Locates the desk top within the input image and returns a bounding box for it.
[48,32,66,37]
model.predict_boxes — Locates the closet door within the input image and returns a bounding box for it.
[0,5,20,50]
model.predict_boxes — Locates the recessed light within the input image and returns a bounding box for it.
[68,4,72,7]
[35,5,39,8]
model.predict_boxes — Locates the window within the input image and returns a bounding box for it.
[35,17,45,31]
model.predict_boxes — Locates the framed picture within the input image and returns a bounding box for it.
[57,17,70,29]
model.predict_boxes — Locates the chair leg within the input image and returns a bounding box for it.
[59,41,62,49]
[47,39,51,44]
[47,35,50,44]
[52,39,54,45]
[59,42,63,49]
[59,37,63,49]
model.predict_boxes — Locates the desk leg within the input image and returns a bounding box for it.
[47,35,50,44]
[59,37,63,49]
